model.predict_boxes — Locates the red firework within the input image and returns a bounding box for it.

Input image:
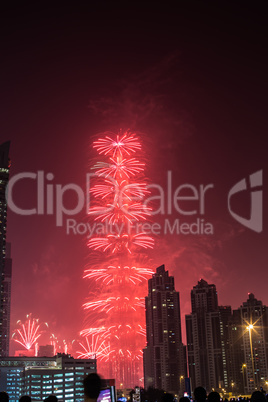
[84,265,154,285]
[88,202,151,224]
[93,133,141,156]
[93,157,145,179]
[82,130,154,387]
[77,335,112,361]
[12,314,42,351]
[88,233,154,254]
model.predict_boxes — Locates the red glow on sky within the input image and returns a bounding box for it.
[4,3,267,389]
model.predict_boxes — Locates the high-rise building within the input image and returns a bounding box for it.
[228,308,245,394]
[2,242,12,356]
[234,293,268,394]
[219,305,232,389]
[0,141,11,356]
[186,279,224,391]
[143,265,186,395]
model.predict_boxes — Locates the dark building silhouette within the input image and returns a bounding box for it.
[38,344,54,357]
[2,242,12,356]
[219,305,232,389]
[143,264,186,395]
[231,293,268,394]
[0,141,11,356]
[186,279,224,391]
[228,308,245,393]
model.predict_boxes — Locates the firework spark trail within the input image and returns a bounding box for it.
[83,296,143,313]
[84,266,154,285]
[80,327,108,338]
[88,202,151,224]
[88,233,154,253]
[93,157,145,179]
[12,315,42,350]
[93,133,141,156]
[82,130,155,387]
[90,181,150,204]
[50,334,58,355]
[77,335,112,361]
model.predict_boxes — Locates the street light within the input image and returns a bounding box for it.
[180,376,184,394]
[242,364,247,394]
[247,324,256,389]
[231,382,235,395]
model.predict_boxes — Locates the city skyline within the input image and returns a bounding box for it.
[3,266,268,396]
[7,269,268,365]
[143,272,268,395]
[1,2,267,365]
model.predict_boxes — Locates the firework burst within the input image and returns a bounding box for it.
[93,133,141,156]
[93,157,145,179]
[88,233,154,254]
[12,314,42,351]
[77,335,112,361]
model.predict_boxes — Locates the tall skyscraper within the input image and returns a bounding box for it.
[143,265,186,395]
[234,293,268,394]
[219,305,232,389]
[228,308,245,393]
[0,141,11,356]
[2,242,12,356]
[186,279,224,391]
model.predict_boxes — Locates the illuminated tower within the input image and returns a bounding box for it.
[0,141,11,356]
[186,279,224,391]
[143,265,186,394]
[82,131,154,388]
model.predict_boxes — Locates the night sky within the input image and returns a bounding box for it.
[1,3,267,352]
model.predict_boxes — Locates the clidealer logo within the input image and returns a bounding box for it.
[228,170,263,233]
[6,169,263,235]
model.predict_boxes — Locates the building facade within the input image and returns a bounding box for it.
[0,141,11,356]
[143,265,186,395]
[2,242,12,357]
[228,308,245,394]
[219,305,232,390]
[38,345,55,357]
[0,354,96,402]
[235,293,268,394]
[186,279,224,391]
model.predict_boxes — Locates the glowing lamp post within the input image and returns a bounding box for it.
[242,364,247,393]
[247,324,256,390]
[180,376,184,394]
